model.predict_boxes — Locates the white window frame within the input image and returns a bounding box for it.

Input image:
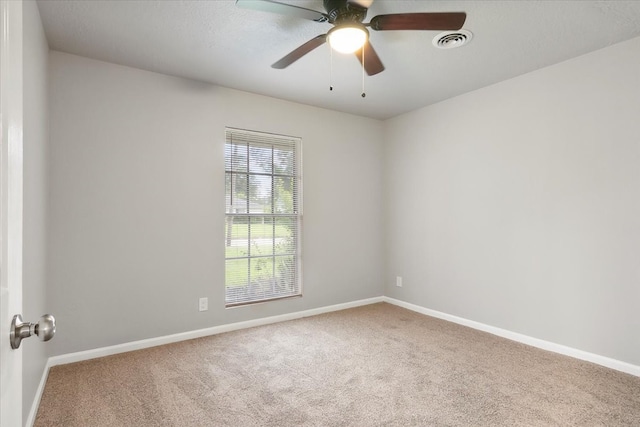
[224,127,302,307]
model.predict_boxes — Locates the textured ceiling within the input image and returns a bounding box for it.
[37,0,640,119]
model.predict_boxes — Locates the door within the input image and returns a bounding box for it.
[0,0,24,426]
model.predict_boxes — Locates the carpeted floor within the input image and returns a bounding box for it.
[35,303,640,426]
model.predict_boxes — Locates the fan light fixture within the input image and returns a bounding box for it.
[328,24,368,54]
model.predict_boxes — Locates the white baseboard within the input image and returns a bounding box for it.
[26,357,52,427]
[383,296,640,378]
[48,296,384,367]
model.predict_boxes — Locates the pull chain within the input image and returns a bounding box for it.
[329,45,333,91]
[361,45,366,98]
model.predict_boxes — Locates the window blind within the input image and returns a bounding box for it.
[224,128,302,306]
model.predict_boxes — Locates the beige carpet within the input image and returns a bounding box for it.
[35,303,640,426]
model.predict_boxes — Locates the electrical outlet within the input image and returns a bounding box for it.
[396,276,403,287]
[199,297,208,312]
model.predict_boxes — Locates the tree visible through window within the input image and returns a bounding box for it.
[224,128,302,306]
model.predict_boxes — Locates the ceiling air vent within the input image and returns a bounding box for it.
[432,30,473,49]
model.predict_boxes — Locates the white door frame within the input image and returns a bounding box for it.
[0,0,25,425]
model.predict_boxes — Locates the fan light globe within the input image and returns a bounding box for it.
[328,25,368,54]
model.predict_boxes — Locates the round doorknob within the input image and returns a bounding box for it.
[34,314,56,342]
[10,314,56,349]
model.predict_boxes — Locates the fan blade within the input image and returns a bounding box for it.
[272,35,328,69]
[369,12,466,31]
[355,41,384,76]
[236,0,328,22]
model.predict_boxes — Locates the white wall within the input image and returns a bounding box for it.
[22,0,49,421]
[47,51,385,356]
[384,36,640,366]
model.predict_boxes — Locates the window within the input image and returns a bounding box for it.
[224,128,302,307]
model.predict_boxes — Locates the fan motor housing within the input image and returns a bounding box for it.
[324,0,368,24]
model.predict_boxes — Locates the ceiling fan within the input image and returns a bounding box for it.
[236,0,467,76]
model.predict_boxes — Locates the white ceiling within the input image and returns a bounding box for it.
[37,0,640,120]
